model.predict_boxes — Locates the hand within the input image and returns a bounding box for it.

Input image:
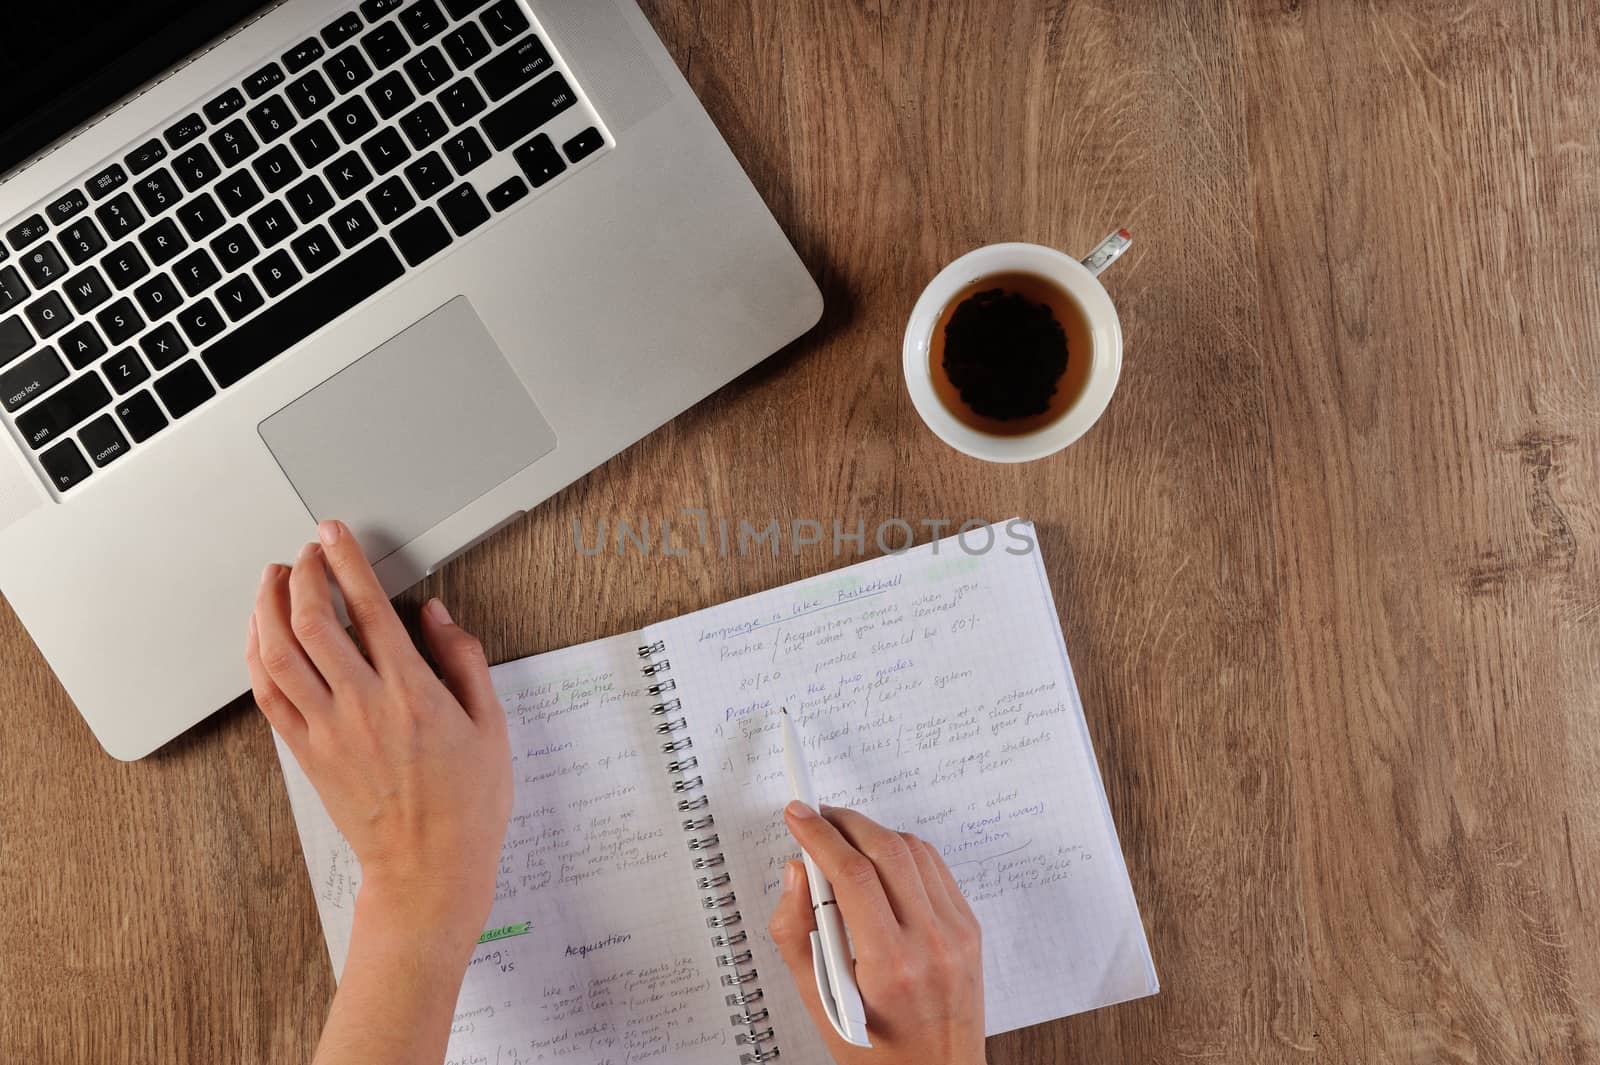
[769,802,987,1065]
[246,519,513,946]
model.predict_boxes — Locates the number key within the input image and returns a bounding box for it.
[247,96,300,143]
[61,219,107,265]
[134,169,184,215]
[210,120,261,167]
[21,242,68,287]
[95,193,144,239]
[0,266,29,313]
[173,144,222,191]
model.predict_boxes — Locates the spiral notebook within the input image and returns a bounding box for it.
[273,520,1157,1065]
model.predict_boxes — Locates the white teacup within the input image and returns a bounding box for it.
[902,234,1130,462]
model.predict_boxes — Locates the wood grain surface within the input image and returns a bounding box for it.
[3,1,1598,1061]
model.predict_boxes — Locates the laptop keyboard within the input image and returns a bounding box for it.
[0,0,608,496]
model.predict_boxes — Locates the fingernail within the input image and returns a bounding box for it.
[298,541,319,562]
[786,800,818,820]
[784,861,801,892]
[317,520,341,546]
[260,563,280,586]
[425,597,452,624]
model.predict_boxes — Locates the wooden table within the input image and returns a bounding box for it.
[4,1,1597,1061]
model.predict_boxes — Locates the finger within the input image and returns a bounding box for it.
[903,833,962,925]
[314,519,413,669]
[254,563,331,712]
[288,542,377,691]
[420,598,504,726]
[821,805,934,927]
[245,612,308,749]
[924,837,981,926]
[784,801,901,951]
[767,861,849,1052]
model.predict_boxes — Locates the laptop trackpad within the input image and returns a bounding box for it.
[259,297,556,561]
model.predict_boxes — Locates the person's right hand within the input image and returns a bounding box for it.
[769,802,987,1065]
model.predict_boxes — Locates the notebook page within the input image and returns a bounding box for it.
[651,521,1156,1062]
[274,631,743,1065]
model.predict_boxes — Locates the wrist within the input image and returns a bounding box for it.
[356,872,493,959]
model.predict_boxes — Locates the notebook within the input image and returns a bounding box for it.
[273,519,1158,1065]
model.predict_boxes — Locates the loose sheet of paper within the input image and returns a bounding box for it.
[657,522,1157,1065]
[275,631,742,1065]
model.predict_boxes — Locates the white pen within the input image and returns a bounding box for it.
[781,707,872,1048]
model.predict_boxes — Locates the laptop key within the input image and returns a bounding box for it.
[139,219,188,266]
[211,120,261,167]
[7,216,49,253]
[134,169,184,215]
[172,144,221,192]
[125,139,167,175]
[331,96,379,143]
[284,37,326,74]
[153,361,216,419]
[254,250,303,297]
[362,0,405,19]
[291,119,340,168]
[481,0,530,45]
[60,322,108,368]
[140,322,189,370]
[400,0,449,44]
[116,390,168,442]
[21,242,68,287]
[164,114,207,150]
[403,46,451,94]
[61,219,108,265]
[361,23,411,70]
[248,96,299,143]
[205,89,247,124]
[403,150,450,199]
[95,193,144,239]
[217,275,266,321]
[177,299,225,347]
[486,175,527,211]
[481,72,577,151]
[0,316,34,365]
[363,127,412,175]
[368,71,417,119]
[442,24,491,70]
[212,225,261,273]
[439,183,489,236]
[25,292,72,339]
[64,267,112,314]
[288,70,337,118]
[96,298,145,345]
[563,126,604,163]
[245,62,286,100]
[134,275,182,321]
[287,175,336,224]
[478,35,552,101]
[79,414,129,467]
[0,267,30,314]
[40,439,92,491]
[328,201,378,249]
[322,13,364,49]
[400,102,448,149]
[325,151,375,198]
[103,244,151,290]
[174,248,221,297]
[2,346,67,412]
[14,364,105,444]
[87,163,129,201]
[442,127,490,175]
[325,46,375,93]
[438,78,487,124]
[217,171,265,217]
[368,177,416,223]
[292,225,341,273]
[48,189,90,225]
[202,239,404,388]
[391,207,451,266]
[177,193,226,241]
[104,348,150,392]
[513,132,565,188]
[248,201,298,248]
[254,145,303,193]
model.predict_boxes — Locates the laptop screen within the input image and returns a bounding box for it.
[0,1,275,176]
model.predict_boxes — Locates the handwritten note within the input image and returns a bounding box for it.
[657,525,1156,1058]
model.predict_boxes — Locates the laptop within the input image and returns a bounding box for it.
[0,0,823,759]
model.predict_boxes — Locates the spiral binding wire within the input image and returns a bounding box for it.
[640,640,779,1064]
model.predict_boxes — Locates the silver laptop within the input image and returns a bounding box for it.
[0,0,822,759]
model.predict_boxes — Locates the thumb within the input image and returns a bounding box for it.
[420,598,502,723]
[768,861,847,1051]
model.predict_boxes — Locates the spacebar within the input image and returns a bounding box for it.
[202,240,406,389]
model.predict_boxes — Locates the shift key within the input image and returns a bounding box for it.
[481,72,577,151]
[1,347,69,413]
[16,370,110,448]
